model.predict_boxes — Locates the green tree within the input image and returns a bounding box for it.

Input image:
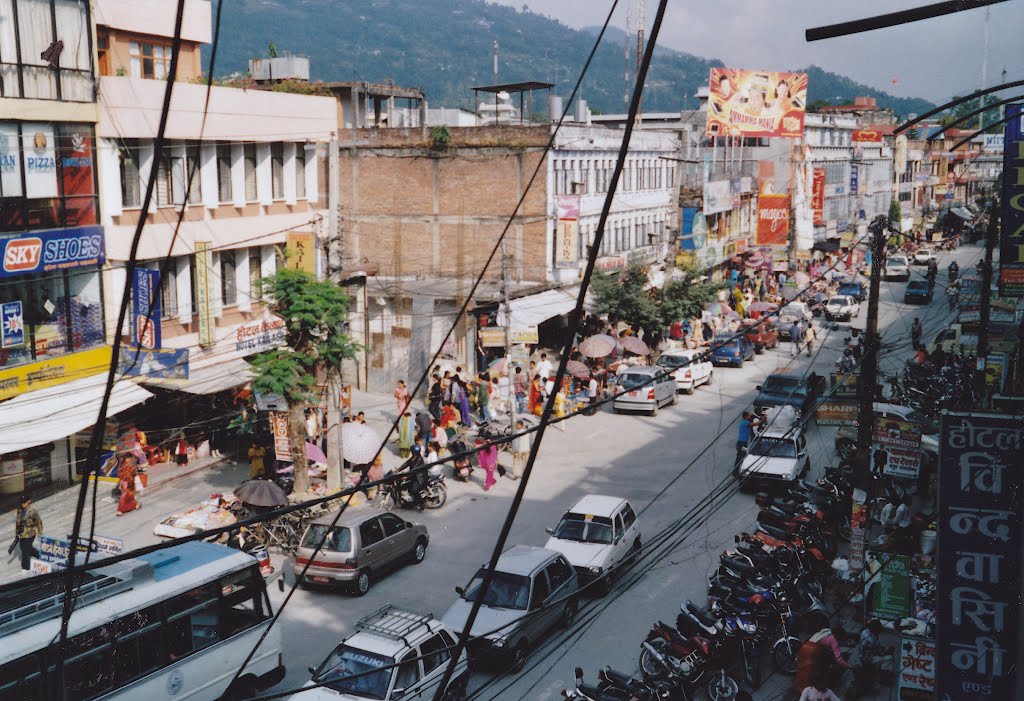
[939,95,1003,130]
[591,263,720,341]
[888,198,902,224]
[250,269,357,494]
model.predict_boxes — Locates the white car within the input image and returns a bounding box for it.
[778,301,813,324]
[655,349,713,394]
[737,426,810,491]
[913,248,935,265]
[824,295,860,321]
[545,494,641,595]
[301,606,469,700]
[884,254,910,280]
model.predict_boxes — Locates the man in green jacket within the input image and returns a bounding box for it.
[14,493,43,570]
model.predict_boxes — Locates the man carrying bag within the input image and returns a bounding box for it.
[13,493,43,570]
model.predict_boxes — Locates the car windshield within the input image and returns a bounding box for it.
[761,376,806,396]
[750,437,798,458]
[839,284,860,293]
[889,256,908,265]
[656,355,690,369]
[908,281,929,291]
[463,570,532,610]
[301,525,352,552]
[315,645,394,699]
[618,373,652,389]
[713,337,738,350]
[553,513,615,544]
[828,297,850,307]
[780,305,803,317]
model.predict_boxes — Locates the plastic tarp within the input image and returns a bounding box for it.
[951,207,974,221]
[145,358,253,395]
[0,376,153,455]
[497,287,583,328]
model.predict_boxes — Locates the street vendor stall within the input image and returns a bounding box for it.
[154,494,239,538]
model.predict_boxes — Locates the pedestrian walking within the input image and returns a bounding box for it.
[911,318,922,349]
[553,389,567,432]
[116,457,141,516]
[536,353,554,383]
[791,320,802,356]
[414,411,433,444]
[511,419,530,479]
[947,282,959,310]
[427,373,443,420]
[512,366,527,414]
[735,411,758,473]
[477,437,498,491]
[397,413,414,458]
[247,441,267,479]
[13,493,42,570]
[805,324,817,357]
[476,374,493,423]
[393,379,410,418]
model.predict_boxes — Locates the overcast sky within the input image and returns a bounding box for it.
[490,0,1022,103]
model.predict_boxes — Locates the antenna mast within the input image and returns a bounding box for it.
[624,3,631,108]
[636,0,645,121]
[979,6,990,129]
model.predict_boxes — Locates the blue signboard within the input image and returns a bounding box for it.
[1,301,23,348]
[118,347,189,381]
[0,225,104,279]
[849,164,859,195]
[130,268,161,349]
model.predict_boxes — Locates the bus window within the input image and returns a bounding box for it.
[65,626,116,701]
[220,566,271,636]
[0,653,45,700]
[165,582,221,659]
[113,605,164,684]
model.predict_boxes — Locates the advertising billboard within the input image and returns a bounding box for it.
[936,412,1022,701]
[812,168,826,226]
[852,129,884,143]
[131,268,161,349]
[703,180,732,215]
[706,68,807,138]
[0,225,104,279]
[555,194,580,266]
[999,103,1023,296]
[755,194,790,246]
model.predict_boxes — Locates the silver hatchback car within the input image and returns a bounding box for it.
[441,545,579,669]
[295,507,429,596]
[612,366,678,416]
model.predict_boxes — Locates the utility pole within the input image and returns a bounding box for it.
[849,215,888,574]
[979,6,991,130]
[976,200,999,405]
[787,141,801,274]
[501,237,516,432]
[325,132,345,491]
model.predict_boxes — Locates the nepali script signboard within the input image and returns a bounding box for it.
[937,412,1022,701]
[706,68,807,138]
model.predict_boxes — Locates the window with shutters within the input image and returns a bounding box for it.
[270,143,284,199]
[221,250,237,306]
[295,147,307,199]
[243,144,257,201]
[216,143,233,203]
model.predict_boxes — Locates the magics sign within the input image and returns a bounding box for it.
[0,225,105,279]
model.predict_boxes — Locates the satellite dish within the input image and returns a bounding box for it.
[497,91,510,101]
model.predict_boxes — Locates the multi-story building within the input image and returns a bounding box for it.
[94,0,335,410]
[0,0,134,493]
[337,115,679,391]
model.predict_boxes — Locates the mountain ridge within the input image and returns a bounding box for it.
[213,0,934,117]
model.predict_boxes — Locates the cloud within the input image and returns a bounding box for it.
[490,0,1022,101]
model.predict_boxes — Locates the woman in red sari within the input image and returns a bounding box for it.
[527,377,542,415]
[116,457,140,515]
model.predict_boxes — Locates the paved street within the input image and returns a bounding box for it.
[2,244,977,700]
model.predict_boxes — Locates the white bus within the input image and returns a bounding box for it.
[0,541,285,701]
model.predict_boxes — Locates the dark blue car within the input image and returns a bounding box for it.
[710,335,755,368]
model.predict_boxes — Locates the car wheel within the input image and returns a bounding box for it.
[562,598,578,626]
[801,460,810,478]
[649,402,658,417]
[705,371,714,386]
[671,391,680,405]
[511,641,529,671]
[409,538,427,565]
[737,359,744,368]
[222,676,258,701]
[353,569,371,596]
[442,674,469,701]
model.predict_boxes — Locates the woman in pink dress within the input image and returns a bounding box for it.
[476,438,498,492]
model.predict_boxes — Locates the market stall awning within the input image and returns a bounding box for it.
[498,287,583,328]
[951,207,974,221]
[0,376,153,455]
[145,358,253,395]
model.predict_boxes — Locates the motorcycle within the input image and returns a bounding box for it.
[560,667,675,700]
[372,462,448,511]
[638,626,739,701]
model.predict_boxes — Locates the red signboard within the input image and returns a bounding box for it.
[852,129,884,143]
[812,168,826,226]
[755,194,790,246]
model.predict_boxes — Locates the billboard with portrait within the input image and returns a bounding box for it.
[706,68,807,138]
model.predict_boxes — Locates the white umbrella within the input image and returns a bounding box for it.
[342,422,383,465]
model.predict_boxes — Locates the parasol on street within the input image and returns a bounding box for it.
[488,356,508,375]
[724,309,740,319]
[305,442,328,464]
[578,334,616,358]
[748,301,777,313]
[619,336,651,356]
[566,360,591,378]
[234,479,288,507]
[341,422,382,465]
[707,302,726,316]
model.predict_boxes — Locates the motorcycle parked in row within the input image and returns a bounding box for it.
[638,620,740,701]
[371,460,448,511]
[560,667,675,700]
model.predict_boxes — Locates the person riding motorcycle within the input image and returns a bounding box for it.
[947,260,959,282]
[394,455,428,510]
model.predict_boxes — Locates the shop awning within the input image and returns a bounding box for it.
[951,207,974,221]
[144,358,253,395]
[498,287,583,329]
[0,376,153,455]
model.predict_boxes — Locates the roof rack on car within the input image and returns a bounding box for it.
[355,604,434,648]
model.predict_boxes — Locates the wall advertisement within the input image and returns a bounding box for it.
[705,68,807,138]
[872,416,922,480]
[936,412,1022,701]
[999,103,1024,296]
[131,268,161,350]
[703,180,733,215]
[194,242,214,347]
[811,168,825,226]
[0,345,111,401]
[755,194,789,246]
[270,411,292,461]
[898,637,936,701]
[0,225,105,279]
[555,194,580,267]
[2,300,23,348]
[852,129,884,143]
[285,232,316,275]
[865,550,912,618]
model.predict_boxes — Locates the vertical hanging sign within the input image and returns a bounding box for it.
[555,194,580,267]
[130,268,161,349]
[195,242,214,347]
[936,412,1023,701]
[270,411,292,461]
[999,103,1024,296]
[285,231,316,275]
[811,167,825,226]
